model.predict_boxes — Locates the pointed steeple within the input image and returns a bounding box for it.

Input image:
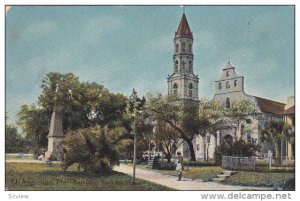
[168,13,199,102]
[176,14,193,37]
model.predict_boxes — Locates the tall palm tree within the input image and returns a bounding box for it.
[260,119,293,165]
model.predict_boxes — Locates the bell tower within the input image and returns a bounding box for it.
[167,13,199,102]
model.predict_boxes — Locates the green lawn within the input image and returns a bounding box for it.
[6,162,173,191]
[220,171,295,188]
[155,167,224,181]
[6,153,34,160]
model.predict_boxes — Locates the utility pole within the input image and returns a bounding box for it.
[127,88,146,185]
[132,131,137,184]
[148,137,151,166]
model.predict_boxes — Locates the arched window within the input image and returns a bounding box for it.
[226,97,230,109]
[224,134,233,144]
[182,60,186,69]
[175,60,178,72]
[226,81,230,89]
[234,80,237,87]
[247,133,252,143]
[219,82,222,89]
[176,44,179,53]
[181,42,186,52]
[189,83,193,97]
[173,83,178,96]
[188,43,192,52]
[226,71,230,77]
[189,60,192,71]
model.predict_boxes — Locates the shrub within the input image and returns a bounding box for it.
[62,126,127,173]
[156,161,176,170]
[214,140,260,164]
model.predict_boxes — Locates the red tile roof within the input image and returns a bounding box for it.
[285,106,295,115]
[254,96,285,115]
[176,14,193,37]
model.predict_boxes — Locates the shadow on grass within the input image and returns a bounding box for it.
[6,163,173,191]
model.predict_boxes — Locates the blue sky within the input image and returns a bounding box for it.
[6,6,294,124]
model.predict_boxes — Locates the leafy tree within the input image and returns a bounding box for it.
[38,72,128,131]
[225,100,256,141]
[119,138,150,162]
[199,99,225,131]
[260,119,293,165]
[154,121,182,163]
[5,124,25,153]
[146,93,204,161]
[62,126,127,173]
[199,99,227,161]
[283,121,295,146]
[17,105,51,157]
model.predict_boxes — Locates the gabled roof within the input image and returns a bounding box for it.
[254,96,285,115]
[176,14,193,37]
[285,105,295,115]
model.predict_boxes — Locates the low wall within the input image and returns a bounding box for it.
[222,155,256,171]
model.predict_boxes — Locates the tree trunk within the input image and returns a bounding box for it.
[186,139,196,161]
[162,145,172,163]
[274,143,282,166]
[164,120,196,161]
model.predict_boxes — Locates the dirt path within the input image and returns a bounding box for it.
[114,164,272,190]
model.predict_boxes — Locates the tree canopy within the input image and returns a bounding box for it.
[17,72,129,156]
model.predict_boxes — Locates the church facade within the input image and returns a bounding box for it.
[168,14,288,160]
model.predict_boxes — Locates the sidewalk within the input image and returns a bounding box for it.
[114,164,273,191]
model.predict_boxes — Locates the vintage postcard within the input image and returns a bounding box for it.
[4,4,295,199]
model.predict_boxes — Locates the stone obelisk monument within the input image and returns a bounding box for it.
[45,84,64,161]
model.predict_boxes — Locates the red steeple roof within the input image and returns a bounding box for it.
[176,14,193,37]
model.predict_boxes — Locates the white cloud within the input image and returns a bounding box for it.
[141,34,172,54]
[79,16,124,45]
[20,49,73,83]
[194,30,217,51]
[21,21,57,41]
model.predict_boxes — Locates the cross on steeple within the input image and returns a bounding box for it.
[228,56,231,64]
[180,5,185,14]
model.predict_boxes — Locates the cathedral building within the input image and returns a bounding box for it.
[211,61,286,159]
[168,13,288,160]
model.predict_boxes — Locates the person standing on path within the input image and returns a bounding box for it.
[175,152,184,181]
